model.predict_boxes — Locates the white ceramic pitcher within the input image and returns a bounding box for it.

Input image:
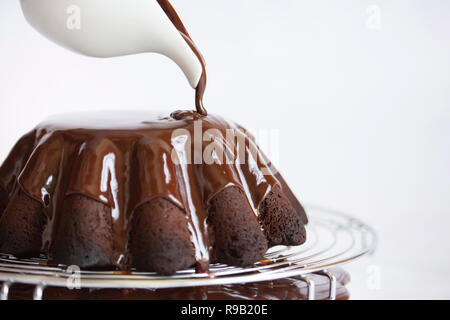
[20,0,203,88]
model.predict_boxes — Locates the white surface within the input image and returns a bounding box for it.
[20,0,202,88]
[1,0,450,299]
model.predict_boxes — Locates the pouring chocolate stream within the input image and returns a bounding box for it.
[156,0,208,115]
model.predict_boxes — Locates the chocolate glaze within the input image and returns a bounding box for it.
[157,0,208,115]
[7,268,350,300]
[0,111,291,270]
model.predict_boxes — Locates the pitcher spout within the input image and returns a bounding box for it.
[20,0,203,88]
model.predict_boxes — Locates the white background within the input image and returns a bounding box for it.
[1,0,449,299]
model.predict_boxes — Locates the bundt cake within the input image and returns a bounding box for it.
[0,110,307,274]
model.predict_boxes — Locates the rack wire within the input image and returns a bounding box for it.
[0,205,376,300]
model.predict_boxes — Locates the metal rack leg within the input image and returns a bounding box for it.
[300,276,315,300]
[33,283,45,300]
[1,281,12,301]
[318,269,337,300]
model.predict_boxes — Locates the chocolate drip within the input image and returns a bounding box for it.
[157,0,208,115]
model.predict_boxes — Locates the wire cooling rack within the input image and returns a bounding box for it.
[0,205,376,300]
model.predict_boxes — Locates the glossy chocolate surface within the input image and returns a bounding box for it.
[0,111,287,269]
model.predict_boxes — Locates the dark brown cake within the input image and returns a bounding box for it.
[0,186,8,218]
[0,111,307,274]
